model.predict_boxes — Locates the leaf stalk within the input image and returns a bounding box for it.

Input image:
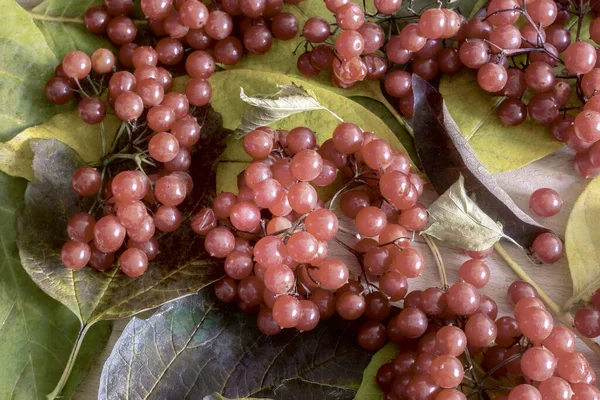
[46,323,91,400]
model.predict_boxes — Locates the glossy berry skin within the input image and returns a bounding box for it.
[531,233,563,264]
[529,188,562,217]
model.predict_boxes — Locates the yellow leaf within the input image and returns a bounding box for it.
[564,176,600,309]
[440,69,564,173]
[0,111,121,180]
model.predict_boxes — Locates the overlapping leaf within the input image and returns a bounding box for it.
[16,106,231,325]
[99,287,373,400]
[0,171,112,399]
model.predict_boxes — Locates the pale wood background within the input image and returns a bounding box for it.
[75,148,600,398]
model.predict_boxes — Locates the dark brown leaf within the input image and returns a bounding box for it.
[412,75,550,248]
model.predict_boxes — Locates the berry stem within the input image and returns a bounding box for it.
[46,323,91,400]
[99,120,106,158]
[576,0,584,42]
[422,234,448,289]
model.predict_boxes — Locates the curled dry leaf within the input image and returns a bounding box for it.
[16,105,231,325]
[564,176,600,309]
[99,287,373,400]
[423,175,514,251]
[238,84,342,134]
[412,75,550,248]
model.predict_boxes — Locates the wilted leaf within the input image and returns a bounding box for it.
[238,84,343,133]
[354,343,400,400]
[0,171,112,399]
[99,287,373,400]
[17,106,231,325]
[439,70,563,174]
[28,0,115,59]
[564,176,600,309]
[0,112,121,180]
[0,0,64,141]
[413,75,550,248]
[424,175,515,251]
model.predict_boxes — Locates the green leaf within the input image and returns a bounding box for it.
[0,0,64,141]
[0,171,111,399]
[354,343,400,400]
[423,174,512,251]
[350,96,418,166]
[99,287,374,399]
[567,12,594,43]
[564,176,600,309]
[28,0,115,60]
[17,107,230,325]
[237,84,343,133]
[0,112,121,180]
[439,69,564,173]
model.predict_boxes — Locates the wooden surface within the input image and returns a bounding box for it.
[75,147,600,399]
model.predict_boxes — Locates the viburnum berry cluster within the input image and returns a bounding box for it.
[85,0,301,66]
[296,0,600,178]
[192,122,430,337]
[376,276,599,400]
[48,42,208,276]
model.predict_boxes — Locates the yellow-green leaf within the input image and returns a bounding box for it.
[29,0,115,60]
[0,0,64,141]
[564,176,600,309]
[0,111,121,180]
[567,12,594,44]
[197,69,413,195]
[440,69,564,173]
[354,343,400,400]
